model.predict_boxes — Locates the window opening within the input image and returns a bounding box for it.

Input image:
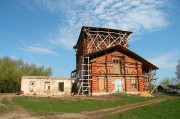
[132,79,136,88]
[45,82,50,92]
[29,81,35,92]
[58,82,64,92]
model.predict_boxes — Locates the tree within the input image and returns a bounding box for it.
[0,56,53,93]
[160,77,174,85]
[175,59,180,83]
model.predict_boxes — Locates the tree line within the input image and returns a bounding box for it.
[0,56,52,93]
[160,59,180,88]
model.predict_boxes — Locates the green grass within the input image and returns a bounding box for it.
[13,94,155,115]
[0,106,7,114]
[1,98,10,106]
[0,98,11,114]
[112,98,180,119]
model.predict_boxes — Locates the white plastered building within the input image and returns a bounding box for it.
[21,76,74,96]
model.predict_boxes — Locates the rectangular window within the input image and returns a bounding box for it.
[132,79,136,88]
[58,82,64,92]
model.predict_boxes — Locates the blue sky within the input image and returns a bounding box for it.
[0,0,180,82]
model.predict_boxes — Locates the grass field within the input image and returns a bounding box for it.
[0,105,6,114]
[12,94,155,115]
[1,93,179,118]
[1,98,10,105]
[0,98,11,114]
[112,98,180,119]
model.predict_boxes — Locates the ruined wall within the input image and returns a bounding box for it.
[21,76,73,96]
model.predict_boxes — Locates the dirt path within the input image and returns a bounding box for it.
[0,94,40,119]
[83,98,167,119]
[0,94,168,119]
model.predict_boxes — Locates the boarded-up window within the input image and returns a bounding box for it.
[58,82,64,92]
[29,81,35,92]
[113,59,121,74]
[132,79,136,88]
[98,77,106,91]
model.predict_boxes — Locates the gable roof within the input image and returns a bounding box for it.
[73,26,132,49]
[158,85,180,90]
[158,85,171,90]
[84,45,158,72]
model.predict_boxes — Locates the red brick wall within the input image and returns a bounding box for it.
[90,51,145,93]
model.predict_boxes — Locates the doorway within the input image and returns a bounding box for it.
[115,79,122,92]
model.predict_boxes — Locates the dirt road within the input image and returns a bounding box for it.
[0,94,168,119]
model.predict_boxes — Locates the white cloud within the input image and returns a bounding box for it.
[148,52,180,69]
[25,46,57,55]
[18,38,58,55]
[35,0,171,49]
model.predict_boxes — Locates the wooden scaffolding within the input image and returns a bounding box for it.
[82,27,130,53]
[78,56,91,95]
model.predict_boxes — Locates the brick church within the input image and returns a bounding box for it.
[72,26,158,95]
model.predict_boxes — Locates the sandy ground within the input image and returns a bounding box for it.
[0,94,167,119]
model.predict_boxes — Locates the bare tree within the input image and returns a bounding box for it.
[175,59,180,84]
